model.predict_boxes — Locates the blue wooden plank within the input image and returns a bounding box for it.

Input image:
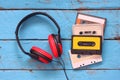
[0,70,119,80]
[0,10,120,39]
[0,40,120,69]
[0,70,66,80]
[0,0,120,9]
[0,0,119,80]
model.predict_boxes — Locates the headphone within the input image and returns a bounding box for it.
[15,12,63,64]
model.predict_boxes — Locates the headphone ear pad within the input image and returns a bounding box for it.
[48,34,59,58]
[30,46,53,64]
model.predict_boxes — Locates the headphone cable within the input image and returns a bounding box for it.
[53,57,69,80]
[60,57,69,80]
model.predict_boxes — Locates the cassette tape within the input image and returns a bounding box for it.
[75,13,106,34]
[71,35,102,54]
[72,24,103,37]
[68,13,106,69]
[69,50,102,69]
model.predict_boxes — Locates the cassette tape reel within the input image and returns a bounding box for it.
[71,35,102,54]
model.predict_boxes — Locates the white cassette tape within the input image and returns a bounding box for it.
[72,24,103,37]
[69,13,106,69]
[69,50,102,69]
[75,13,106,34]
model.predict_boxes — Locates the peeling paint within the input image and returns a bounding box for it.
[25,3,29,6]
[86,70,96,75]
[38,0,50,3]
[114,36,120,40]
[77,0,83,4]
[29,69,33,73]
[29,59,37,63]
[45,0,50,2]
[37,64,45,69]
[114,24,120,42]
[0,7,5,10]
[2,39,8,42]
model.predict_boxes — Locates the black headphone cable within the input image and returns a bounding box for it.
[53,57,69,80]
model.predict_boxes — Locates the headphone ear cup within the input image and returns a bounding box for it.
[30,46,53,64]
[48,34,59,58]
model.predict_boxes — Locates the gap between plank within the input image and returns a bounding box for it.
[0,69,120,71]
[0,8,120,11]
[0,38,119,41]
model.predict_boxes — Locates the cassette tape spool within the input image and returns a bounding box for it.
[71,35,102,54]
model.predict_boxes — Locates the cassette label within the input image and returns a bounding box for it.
[71,35,102,54]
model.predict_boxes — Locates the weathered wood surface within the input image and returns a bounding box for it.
[0,0,120,9]
[0,70,119,80]
[0,0,120,80]
[0,10,120,39]
[0,40,120,69]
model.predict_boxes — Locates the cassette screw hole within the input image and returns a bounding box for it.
[77,54,81,58]
[83,64,84,66]
[79,32,83,35]
[82,21,86,24]
[91,61,93,63]
[94,61,96,63]
[93,31,96,34]
[80,65,82,67]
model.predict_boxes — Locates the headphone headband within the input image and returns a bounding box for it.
[15,12,61,55]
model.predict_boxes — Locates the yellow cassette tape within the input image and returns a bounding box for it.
[71,35,102,54]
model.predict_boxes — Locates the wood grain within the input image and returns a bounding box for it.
[0,40,120,69]
[0,0,120,9]
[0,0,120,79]
[0,10,120,39]
[0,70,119,80]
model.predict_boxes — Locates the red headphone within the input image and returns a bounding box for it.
[15,12,63,64]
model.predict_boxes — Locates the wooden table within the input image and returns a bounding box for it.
[0,0,120,80]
